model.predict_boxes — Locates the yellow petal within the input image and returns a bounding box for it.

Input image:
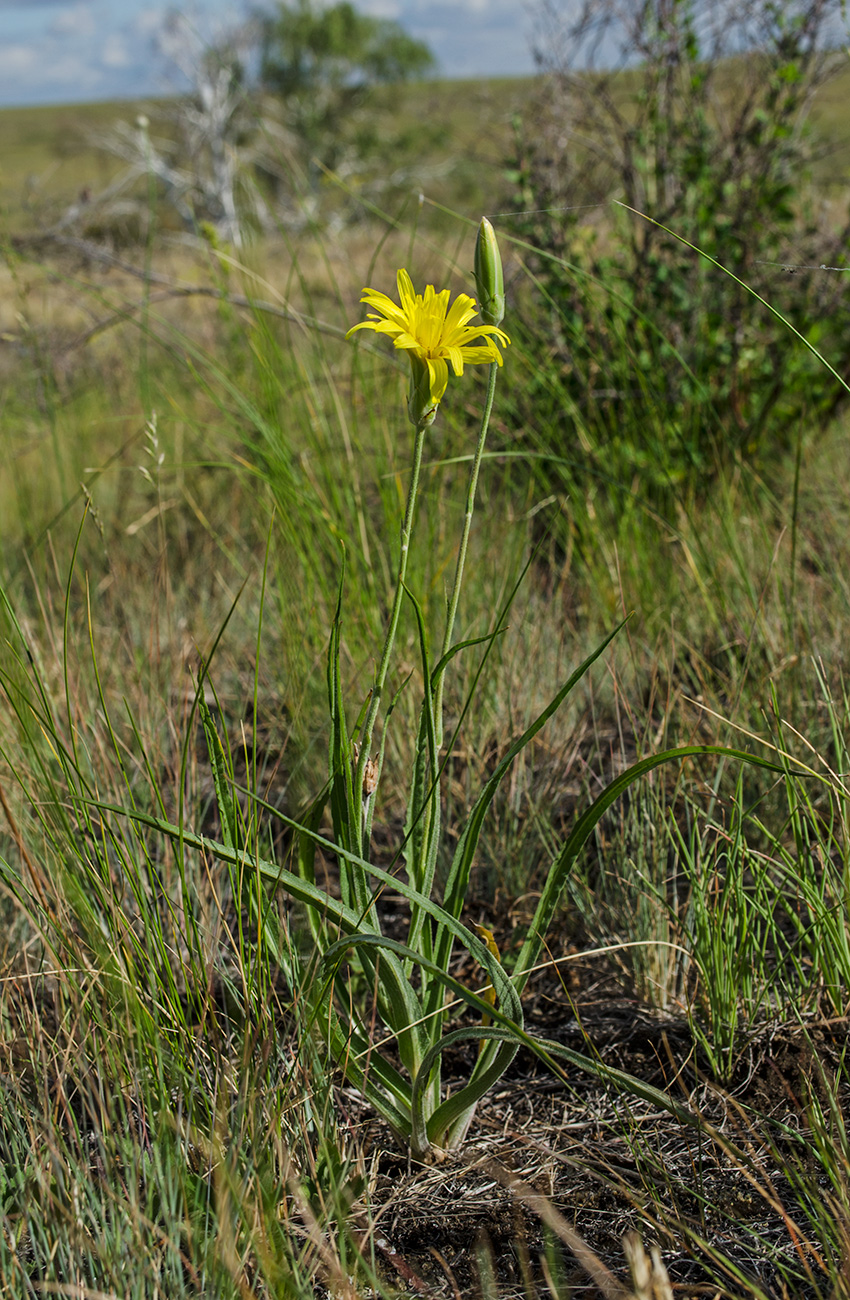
[445,345,465,376]
[426,356,449,403]
[443,294,478,336]
[397,269,416,314]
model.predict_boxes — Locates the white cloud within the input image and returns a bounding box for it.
[408,0,521,13]
[0,43,38,77]
[132,6,168,38]
[397,0,534,75]
[0,42,101,90]
[50,4,96,38]
[101,33,130,68]
[360,0,403,16]
[0,0,535,107]
[42,53,101,87]
[0,43,100,89]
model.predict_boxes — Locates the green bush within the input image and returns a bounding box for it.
[506,0,850,510]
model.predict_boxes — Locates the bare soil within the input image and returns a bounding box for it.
[347,954,850,1300]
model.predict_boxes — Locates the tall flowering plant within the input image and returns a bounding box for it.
[142,219,776,1158]
[253,219,767,1157]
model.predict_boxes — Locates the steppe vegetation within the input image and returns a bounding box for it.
[1,1,850,1295]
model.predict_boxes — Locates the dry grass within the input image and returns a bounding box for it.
[1,60,850,1299]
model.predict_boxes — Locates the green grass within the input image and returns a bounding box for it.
[0,77,542,236]
[0,98,159,228]
[4,57,847,235]
[2,62,850,1299]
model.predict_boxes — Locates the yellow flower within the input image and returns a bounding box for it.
[347,269,510,427]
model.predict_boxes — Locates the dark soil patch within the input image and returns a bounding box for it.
[347,972,850,1300]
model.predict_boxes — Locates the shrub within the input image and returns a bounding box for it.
[506,0,850,510]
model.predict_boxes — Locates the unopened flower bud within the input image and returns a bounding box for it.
[474,217,505,327]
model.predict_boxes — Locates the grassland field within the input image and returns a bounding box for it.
[0,64,850,1299]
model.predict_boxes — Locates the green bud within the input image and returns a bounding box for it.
[474,217,505,327]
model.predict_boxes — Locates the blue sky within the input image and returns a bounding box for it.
[0,0,537,108]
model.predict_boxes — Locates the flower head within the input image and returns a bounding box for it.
[347,269,510,427]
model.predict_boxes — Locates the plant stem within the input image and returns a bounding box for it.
[435,362,498,749]
[355,416,428,851]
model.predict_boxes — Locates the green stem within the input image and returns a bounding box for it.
[434,362,498,750]
[355,417,428,851]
